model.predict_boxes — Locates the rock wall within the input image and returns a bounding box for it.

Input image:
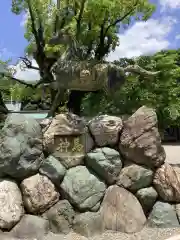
[0,105,179,239]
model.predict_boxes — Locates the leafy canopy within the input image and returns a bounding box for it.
[82,49,180,129]
[11,0,156,59]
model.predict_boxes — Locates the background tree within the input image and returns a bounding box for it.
[0,60,19,113]
[0,57,43,114]
[82,49,180,131]
[10,0,156,116]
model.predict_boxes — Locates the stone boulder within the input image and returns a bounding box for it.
[2,113,42,138]
[21,173,59,213]
[10,214,49,239]
[100,185,146,233]
[73,212,104,237]
[136,187,158,215]
[148,201,179,227]
[43,113,94,168]
[43,200,75,234]
[85,147,122,184]
[40,118,52,133]
[61,166,106,211]
[88,115,123,147]
[119,106,165,169]
[117,162,153,192]
[43,113,93,152]
[0,113,43,179]
[153,163,180,202]
[0,179,24,230]
[39,155,66,186]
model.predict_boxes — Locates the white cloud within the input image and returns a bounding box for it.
[10,59,40,82]
[107,17,175,61]
[159,0,180,9]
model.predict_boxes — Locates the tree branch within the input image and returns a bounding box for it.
[20,57,40,71]
[37,14,45,50]
[118,64,160,77]
[86,22,94,58]
[1,73,35,88]
[75,0,87,39]
[95,15,107,59]
[104,0,139,36]
[95,0,139,59]
[1,72,51,90]
[27,0,46,69]
[27,0,41,53]
[54,0,61,34]
[1,89,10,94]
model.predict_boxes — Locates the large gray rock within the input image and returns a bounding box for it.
[0,179,24,230]
[148,201,179,227]
[100,185,146,233]
[2,113,42,138]
[10,214,49,239]
[85,147,122,184]
[43,200,75,234]
[119,106,165,169]
[21,173,60,214]
[73,212,104,237]
[39,155,66,186]
[117,163,153,192]
[153,163,180,203]
[0,113,43,179]
[136,187,158,214]
[61,166,106,211]
[88,115,123,147]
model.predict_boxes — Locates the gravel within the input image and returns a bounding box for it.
[43,228,180,240]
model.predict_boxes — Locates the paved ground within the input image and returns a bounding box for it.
[163,143,180,166]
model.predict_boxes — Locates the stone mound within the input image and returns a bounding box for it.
[0,106,179,239]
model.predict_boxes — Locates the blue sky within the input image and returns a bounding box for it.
[0,0,28,62]
[0,0,180,80]
[151,0,179,49]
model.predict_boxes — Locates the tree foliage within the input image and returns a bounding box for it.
[12,0,155,59]
[9,0,156,116]
[82,49,180,129]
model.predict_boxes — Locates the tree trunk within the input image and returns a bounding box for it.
[0,91,8,124]
[0,91,8,114]
[50,88,57,104]
[67,90,86,116]
[47,89,66,117]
